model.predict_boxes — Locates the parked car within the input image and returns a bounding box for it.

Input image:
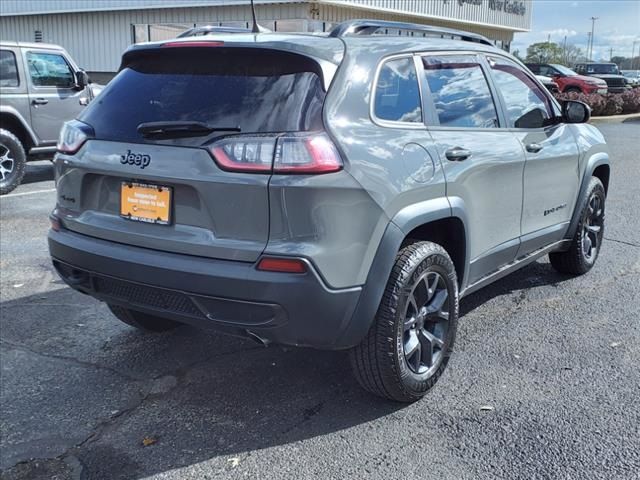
[574,62,630,93]
[0,41,102,194]
[49,20,610,403]
[621,70,640,88]
[535,74,559,93]
[526,63,608,94]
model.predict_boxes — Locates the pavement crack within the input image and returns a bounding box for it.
[605,237,640,248]
[0,339,141,382]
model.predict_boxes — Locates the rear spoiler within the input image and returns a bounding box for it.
[119,38,344,91]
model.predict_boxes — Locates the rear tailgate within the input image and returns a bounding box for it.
[55,41,341,262]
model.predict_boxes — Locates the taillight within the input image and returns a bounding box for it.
[210,136,275,173]
[57,120,92,154]
[208,133,343,174]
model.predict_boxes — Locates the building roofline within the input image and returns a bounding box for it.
[0,0,531,32]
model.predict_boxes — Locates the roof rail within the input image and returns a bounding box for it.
[328,19,493,46]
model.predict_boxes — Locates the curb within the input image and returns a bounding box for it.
[590,113,640,124]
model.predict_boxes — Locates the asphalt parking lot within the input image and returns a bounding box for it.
[1,122,639,480]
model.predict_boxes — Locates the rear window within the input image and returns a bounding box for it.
[80,48,326,143]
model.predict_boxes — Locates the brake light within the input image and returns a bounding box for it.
[208,133,342,174]
[257,257,307,273]
[57,120,92,154]
[161,41,225,48]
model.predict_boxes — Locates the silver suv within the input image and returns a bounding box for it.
[0,41,101,194]
[48,21,610,402]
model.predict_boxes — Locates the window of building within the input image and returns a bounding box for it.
[26,52,75,88]
[0,50,19,87]
[373,57,422,123]
[488,56,552,129]
[422,55,499,128]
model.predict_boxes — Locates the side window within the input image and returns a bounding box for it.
[0,50,19,87]
[26,52,75,88]
[422,55,499,128]
[538,65,552,76]
[373,57,422,123]
[488,56,553,129]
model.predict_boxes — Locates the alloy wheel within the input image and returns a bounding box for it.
[582,192,604,261]
[403,271,451,375]
[0,144,15,182]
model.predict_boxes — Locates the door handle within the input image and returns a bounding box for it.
[526,143,543,153]
[31,98,49,105]
[445,147,471,161]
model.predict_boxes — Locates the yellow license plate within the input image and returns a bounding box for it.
[120,182,172,225]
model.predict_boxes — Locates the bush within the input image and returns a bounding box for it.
[553,89,640,116]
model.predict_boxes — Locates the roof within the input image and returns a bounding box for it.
[0,40,65,50]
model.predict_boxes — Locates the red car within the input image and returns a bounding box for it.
[526,63,608,94]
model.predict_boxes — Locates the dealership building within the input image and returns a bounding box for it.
[0,0,532,80]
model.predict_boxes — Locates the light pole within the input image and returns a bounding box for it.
[632,40,640,70]
[587,32,592,61]
[589,16,599,61]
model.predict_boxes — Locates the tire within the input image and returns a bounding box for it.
[350,241,459,403]
[564,86,582,93]
[549,177,605,275]
[108,304,182,332]
[0,129,27,195]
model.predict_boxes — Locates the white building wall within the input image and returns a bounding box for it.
[0,1,531,73]
[0,4,310,72]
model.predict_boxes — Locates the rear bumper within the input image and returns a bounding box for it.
[48,228,365,349]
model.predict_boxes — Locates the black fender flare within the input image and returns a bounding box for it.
[335,197,469,348]
[566,152,610,240]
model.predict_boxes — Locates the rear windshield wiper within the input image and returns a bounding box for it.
[137,121,241,139]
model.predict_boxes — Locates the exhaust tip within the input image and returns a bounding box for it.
[246,330,271,347]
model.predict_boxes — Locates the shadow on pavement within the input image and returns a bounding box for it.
[1,259,570,479]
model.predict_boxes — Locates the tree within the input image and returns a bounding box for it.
[563,43,585,66]
[525,41,563,64]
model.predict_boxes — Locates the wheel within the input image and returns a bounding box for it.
[0,129,27,195]
[549,177,605,275]
[350,241,459,403]
[108,304,182,332]
[564,86,582,93]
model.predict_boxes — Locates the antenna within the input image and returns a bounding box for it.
[250,0,263,34]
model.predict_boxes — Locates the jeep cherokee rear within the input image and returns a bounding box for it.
[49,21,610,403]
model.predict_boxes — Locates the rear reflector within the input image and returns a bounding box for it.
[161,41,225,48]
[257,257,307,274]
[49,214,61,232]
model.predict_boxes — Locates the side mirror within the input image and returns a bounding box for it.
[74,70,89,90]
[562,100,591,124]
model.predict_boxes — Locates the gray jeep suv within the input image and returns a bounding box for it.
[48,20,610,402]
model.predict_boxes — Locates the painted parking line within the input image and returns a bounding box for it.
[1,188,56,198]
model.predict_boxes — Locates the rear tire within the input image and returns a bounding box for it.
[0,129,27,195]
[549,177,605,275]
[108,304,182,332]
[350,241,459,403]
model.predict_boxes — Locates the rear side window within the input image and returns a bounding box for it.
[80,48,326,143]
[488,56,552,129]
[26,52,75,87]
[373,57,422,123]
[423,55,498,128]
[0,50,19,87]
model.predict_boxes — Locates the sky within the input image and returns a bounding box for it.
[511,0,640,61]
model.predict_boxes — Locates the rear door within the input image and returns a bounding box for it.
[59,47,328,262]
[420,53,525,285]
[24,48,86,143]
[485,55,580,255]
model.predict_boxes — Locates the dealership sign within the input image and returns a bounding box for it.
[444,0,527,16]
